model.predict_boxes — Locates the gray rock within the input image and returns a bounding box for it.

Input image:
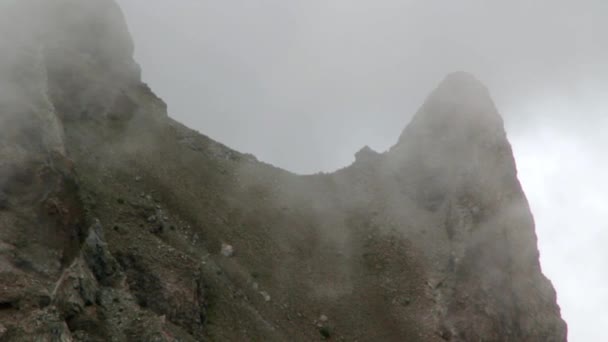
[259,291,271,302]
[83,220,122,286]
[221,243,234,257]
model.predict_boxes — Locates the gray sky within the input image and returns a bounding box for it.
[117,1,607,340]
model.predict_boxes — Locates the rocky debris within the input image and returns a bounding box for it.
[243,153,258,163]
[0,309,75,341]
[150,209,170,234]
[192,233,199,245]
[83,220,123,287]
[115,251,207,338]
[52,258,98,320]
[259,291,271,302]
[221,242,235,257]
[355,145,381,163]
[29,321,74,342]
[392,296,412,307]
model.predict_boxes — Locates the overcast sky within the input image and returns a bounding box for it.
[117,1,607,340]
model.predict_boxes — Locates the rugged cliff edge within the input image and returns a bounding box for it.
[0,0,567,341]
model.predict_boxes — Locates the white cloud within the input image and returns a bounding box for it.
[510,100,608,342]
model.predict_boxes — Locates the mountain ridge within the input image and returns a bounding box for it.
[0,1,566,341]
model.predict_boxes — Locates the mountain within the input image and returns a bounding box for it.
[0,0,567,341]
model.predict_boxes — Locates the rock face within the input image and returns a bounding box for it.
[0,1,567,341]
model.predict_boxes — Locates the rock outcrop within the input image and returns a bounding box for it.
[0,0,567,341]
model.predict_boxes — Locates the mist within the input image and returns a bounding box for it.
[113,1,607,340]
[0,0,598,340]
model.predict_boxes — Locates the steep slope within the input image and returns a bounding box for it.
[0,0,567,341]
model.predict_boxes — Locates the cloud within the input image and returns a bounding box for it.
[510,96,608,342]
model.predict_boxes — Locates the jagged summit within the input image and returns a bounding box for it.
[421,72,495,115]
[354,145,381,163]
[390,72,506,175]
[437,71,489,94]
[397,72,503,148]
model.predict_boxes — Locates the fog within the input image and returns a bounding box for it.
[117,1,606,340]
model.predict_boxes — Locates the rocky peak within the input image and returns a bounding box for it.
[396,72,505,151]
[0,1,567,341]
[387,72,516,212]
[421,71,496,115]
[354,145,381,163]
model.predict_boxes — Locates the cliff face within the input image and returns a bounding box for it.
[0,1,567,341]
